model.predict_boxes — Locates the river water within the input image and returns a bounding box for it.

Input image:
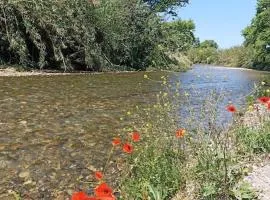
[0,65,268,199]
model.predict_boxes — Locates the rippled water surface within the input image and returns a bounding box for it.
[0,65,268,199]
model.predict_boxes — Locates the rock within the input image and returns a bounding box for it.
[19,171,30,179]
[0,160,8,168]
[19,120,27,125]
[244,164,270,200]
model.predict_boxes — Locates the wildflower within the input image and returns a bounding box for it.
[184,92,189,97]
[258,97,270,104]
[112,138,121,146]
[248,105,253,111]
[96,196,115,200]
[72,192,92,200]
[127,111,131,115]
[176,128,185,138]
[95,183,113,197]
[261,81,266,85]
[94,171,103,180]
[122,143,133,154]
[144,74,148,79]
[266,89,270,93]
[132,131,140,142]
[226,105,237,113]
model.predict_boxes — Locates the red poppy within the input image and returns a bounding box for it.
[95,183,113,197]
[72,192,92,200]
[122,143,133,154]
[96,196,116,200]
[89,197,98,200]
[176,129,185,138]
[94,171,103,180]
[132,131,140,142]
[226,105,237,113]
[258,97,270,104]
[267,102,270,110]
[112,138,121,146]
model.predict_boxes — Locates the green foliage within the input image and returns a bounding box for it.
[232,181,258,200]
[187,44,254,68]
[243,0,270,70]
[0,0,98,70]
[0,0,193,71]
[94,0,161,70]
[120,145,185,200]
[147,19,195,70]
[218,46,253,68]
[200,40,219,49]
[161,19,195,52]
[143,0,189,14]
[187,46,219,64]
[236,122,270,154]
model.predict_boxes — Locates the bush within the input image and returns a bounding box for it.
[0,0,194,71]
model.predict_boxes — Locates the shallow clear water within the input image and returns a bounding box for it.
[0,65,267,198]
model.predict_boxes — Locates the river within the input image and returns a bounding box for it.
[0,65,268,199]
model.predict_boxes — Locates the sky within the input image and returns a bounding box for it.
[175,0,257,49]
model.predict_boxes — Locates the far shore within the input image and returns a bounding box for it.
[0,67,142,77]
[0,64,269,77]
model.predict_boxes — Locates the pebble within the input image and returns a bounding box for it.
[19,171,30,178]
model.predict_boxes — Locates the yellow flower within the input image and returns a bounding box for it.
[127,111,131,115]
[261,81,266,85]
[248,105,253,111]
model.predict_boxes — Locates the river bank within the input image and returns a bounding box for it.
[0,67,108,77]
[1,65,269,78]
[0,66,170,77]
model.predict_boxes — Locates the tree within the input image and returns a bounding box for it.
[200,40,219,49]
[161,19,195,52]
[143,0,189,14]
[243,0,270,70]
[0,0,192,71]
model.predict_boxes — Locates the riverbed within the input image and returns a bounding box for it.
[0,65,267,199]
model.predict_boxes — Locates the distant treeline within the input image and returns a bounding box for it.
[0,0,195,71]
[187,42,253,69]
[188,0,270,71]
